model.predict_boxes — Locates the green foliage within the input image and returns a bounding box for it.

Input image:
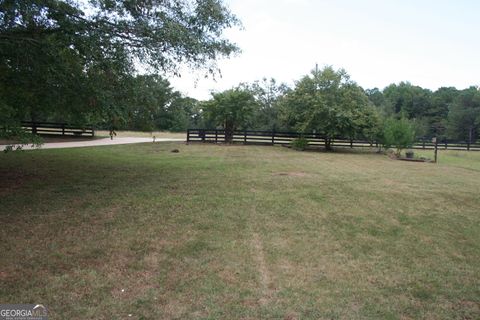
[0,0,240,141]
[118,75,196,132]
[383,82,433,118]
[247,78,289,130]
[447,87,480,142]
[1,130,43,152]
[381,117,416,156]
[291,137,309,151]
[365,88,387,109]
[429,87,459,135]
[203,87,258,142]
[0,100,43,150]
[281,66,377,150]
[369,83,460,139]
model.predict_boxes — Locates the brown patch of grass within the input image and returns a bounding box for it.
[273,171,308,177]
[251,232,274,305]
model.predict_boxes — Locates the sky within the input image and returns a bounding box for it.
[168,0,480,100]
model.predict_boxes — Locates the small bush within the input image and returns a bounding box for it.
[381,117,415,156]
[291,137,309,151]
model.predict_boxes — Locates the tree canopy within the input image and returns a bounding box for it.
[281,66,379,150]
[447,87,480,142]
[202,87,257,142]
[0,0,240,133]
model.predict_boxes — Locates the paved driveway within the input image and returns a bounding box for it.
[0,137,184,151]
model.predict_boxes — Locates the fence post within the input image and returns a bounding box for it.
[271,130,275,145]
[62,124,65,136]
[244,130,247,144]
[32,122,37,135]
[215,130,218,143]
[186,129,190,144]
[350,138,353,148]
[468,127,473,151]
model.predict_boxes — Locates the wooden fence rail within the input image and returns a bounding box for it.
[186,129,480,151]
[21,121,95,137]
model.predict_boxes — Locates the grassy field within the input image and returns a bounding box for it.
[1,144,479,319]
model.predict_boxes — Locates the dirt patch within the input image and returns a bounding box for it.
[274,172,307,177]
[284,313,299,320]
[456,300,480,313]
[251,232,274,305]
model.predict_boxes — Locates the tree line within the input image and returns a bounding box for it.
[1,1,478,146]
[197,67,480,147]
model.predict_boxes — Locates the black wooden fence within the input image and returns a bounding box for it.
[22,121,95,137]
[187,129,480,151]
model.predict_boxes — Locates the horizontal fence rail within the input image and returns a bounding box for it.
[21,121,95,137]
[187,129,480,151]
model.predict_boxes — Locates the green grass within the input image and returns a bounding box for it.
[1,144,479,319]
[415,149,480,172]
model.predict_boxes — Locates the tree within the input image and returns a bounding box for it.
[428,87,459,136]
[162,97,199,132]
[0,0,240,139]
[123,75,178,131]
[365,88,387,110]
[248,78,289,130]
[282,66,375,150]
[447,87,480,143]
[383,82,432,119]
[203,87,258,143]
[381,116,416,156]
[354,104,383,144]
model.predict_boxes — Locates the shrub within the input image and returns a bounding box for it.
[405,149,415,159]
[381,117,415,157]
[291,137,309,151]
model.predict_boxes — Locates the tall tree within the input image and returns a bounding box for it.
[365,88,387,110]
[124,75,178,131]
[248,78,289,130]
[282,66,377,150]
[383,82,432,118]
[429,87,459,136]
[447,87,480,143]
[203,87,258,143]
[0,0,240,137]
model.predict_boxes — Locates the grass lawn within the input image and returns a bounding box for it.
[1,144,479,319]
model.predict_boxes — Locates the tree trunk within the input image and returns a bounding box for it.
[224,120,234,143]
[324,138,333,151]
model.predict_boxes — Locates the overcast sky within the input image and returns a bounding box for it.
[168,0,480,100]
